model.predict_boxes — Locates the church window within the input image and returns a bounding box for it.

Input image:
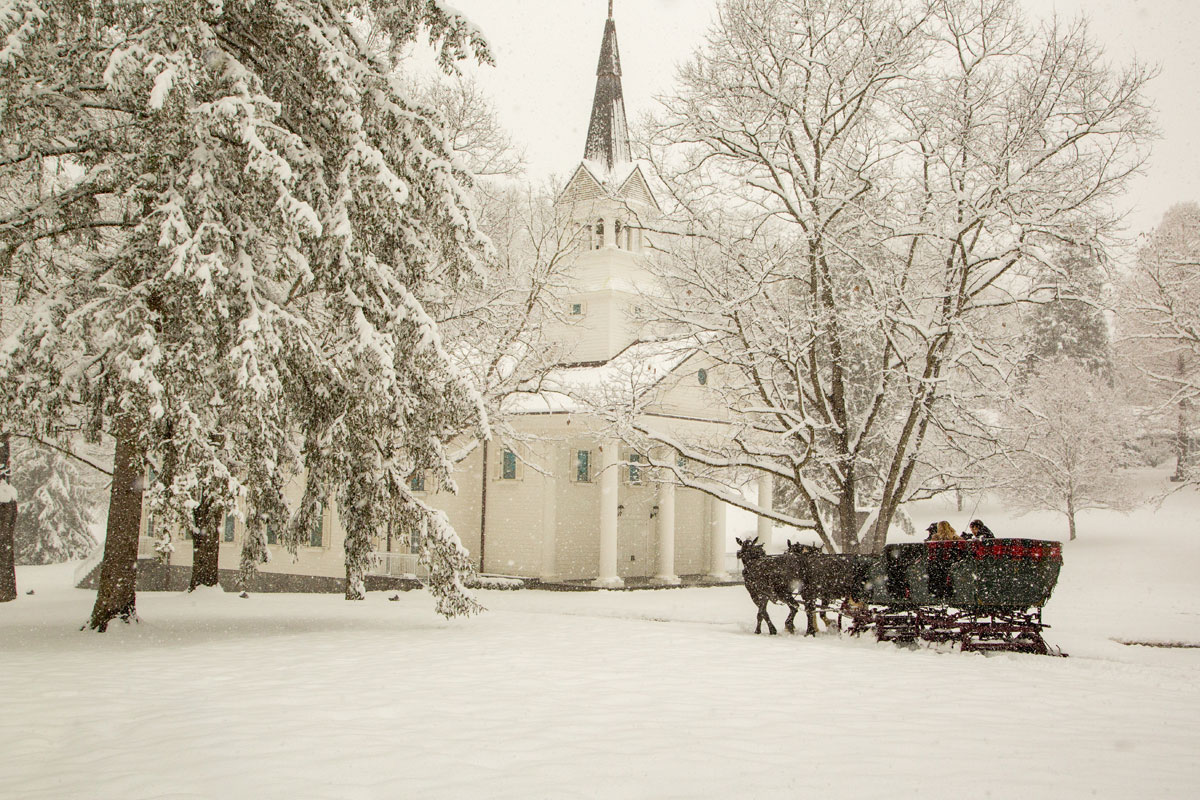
[308,504,324,547]
[614,220,623,248]
[627,452,642,484]
[409,471,426,492]
[697,368,708,385]
[266,524,277,545]
[594,219,604,249]
[574,449,592,482]
[223,514,236,542]
[501,449,518,480]
[626,226,634,250]
[570,302,584,316]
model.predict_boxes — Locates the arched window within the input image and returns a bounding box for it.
[614,220,623,248]
[697,368,708,386]
[594,219,604,249]
[626,225,634,250]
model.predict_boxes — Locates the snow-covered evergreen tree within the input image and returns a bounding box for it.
[0,1,495,624]
[1024,239,1113,379]
[11,438,98,564]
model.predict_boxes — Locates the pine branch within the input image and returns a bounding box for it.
[9,434,113,477]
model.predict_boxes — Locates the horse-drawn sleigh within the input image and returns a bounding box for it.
[736,535,1065,656]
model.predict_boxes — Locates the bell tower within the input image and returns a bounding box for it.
[553,1,661,364]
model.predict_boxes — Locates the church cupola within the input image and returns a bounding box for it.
[583,1,631,172]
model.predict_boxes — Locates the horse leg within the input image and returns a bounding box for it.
[804,598,819,636]
[758,600,777,635]
[784,596,799,634]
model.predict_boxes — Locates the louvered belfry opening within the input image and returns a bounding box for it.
[583,4,632,171]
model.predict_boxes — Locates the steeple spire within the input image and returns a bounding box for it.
[583,2,631,172]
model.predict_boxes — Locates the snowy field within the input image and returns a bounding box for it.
[3,474,1200,799]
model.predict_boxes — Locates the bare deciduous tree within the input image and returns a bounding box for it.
[986,358,1139,540]
[628,0,1151,553]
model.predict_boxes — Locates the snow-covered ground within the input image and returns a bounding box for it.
[3,472,1199,799]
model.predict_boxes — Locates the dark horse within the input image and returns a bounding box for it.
[735,536,801,634]
[785,540,871,636]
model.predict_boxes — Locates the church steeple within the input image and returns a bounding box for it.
[583,2,631,172]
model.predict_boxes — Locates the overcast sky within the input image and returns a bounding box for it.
[446,0,1199,239]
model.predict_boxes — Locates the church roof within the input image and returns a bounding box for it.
[501,339,700,415]
[583,4,631,172]
[558,158,661,212]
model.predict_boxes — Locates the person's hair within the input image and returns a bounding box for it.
[936,521,956,538]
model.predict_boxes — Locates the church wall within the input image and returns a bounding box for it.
[650,359,738,422]
[550,437,602,580]
[481,461,545,577]
[673,487,710,576]
[555,289,618,364]
[616,460,657,578]
[148,470,350,580]
[426,447,484,570]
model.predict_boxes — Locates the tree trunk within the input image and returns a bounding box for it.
[1172,353,1191,482]
[344,523,367,600]
[837,484,858,554]
[0,433,17,603]
[189,500,221,591]
[87,418,144,631]
[1067,495,1077,541]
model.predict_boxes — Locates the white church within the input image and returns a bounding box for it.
[120,7,770,592]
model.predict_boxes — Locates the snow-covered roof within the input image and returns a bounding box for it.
[501,339,698,415]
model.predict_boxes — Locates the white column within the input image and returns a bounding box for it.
[756,473,773,545]
[707,494,728,579]
[654,480,678,585]
[540,458,558,583]
[595,440,623,588]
